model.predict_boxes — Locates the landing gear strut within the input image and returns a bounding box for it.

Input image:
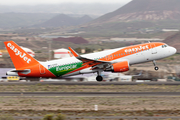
[153,60,159,71]
[96,71,103,82]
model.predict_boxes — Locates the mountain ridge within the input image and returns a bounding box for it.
[78,0,180,37]
[91,0,180,24]
[35,14,93,28]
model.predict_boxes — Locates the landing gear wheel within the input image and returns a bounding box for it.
[96,76,103,82]
[154,66,159,71]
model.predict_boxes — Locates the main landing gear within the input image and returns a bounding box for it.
[96,71,103,82]
[153,60,159,71]
[96,75,103,82]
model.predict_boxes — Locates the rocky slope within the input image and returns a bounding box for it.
[78,0,180,37]
[164,32,180,53]
[92,0,180,24]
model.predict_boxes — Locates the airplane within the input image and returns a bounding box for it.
[5,41,176,82]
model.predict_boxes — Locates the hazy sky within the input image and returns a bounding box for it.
[0,0,132,5]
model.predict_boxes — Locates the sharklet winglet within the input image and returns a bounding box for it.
[68,47,79,57]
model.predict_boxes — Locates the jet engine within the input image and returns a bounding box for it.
[105,61,129,72]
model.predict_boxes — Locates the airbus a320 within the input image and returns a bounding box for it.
[5,41,176,81]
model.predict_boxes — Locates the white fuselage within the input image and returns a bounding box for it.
[40,42,176,77]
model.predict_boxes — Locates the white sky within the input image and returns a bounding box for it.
[0,0,132,5]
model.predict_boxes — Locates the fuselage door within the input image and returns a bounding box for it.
[39,65,46,74]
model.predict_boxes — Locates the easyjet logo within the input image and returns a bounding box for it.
[125,45,149,53]
[7,43,31,64]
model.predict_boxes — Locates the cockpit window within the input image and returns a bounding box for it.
[162,44,168,48]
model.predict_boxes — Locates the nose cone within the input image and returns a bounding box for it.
[172,47,177,55]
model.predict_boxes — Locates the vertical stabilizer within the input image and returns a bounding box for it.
[4,41,39,70]
[4,41,56,78]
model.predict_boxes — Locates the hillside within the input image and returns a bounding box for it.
[164,32,180,53]
[79,0,180,37]
[92,0,180,24]
[53,37,88,44]
[35,14,93,28]
[0,13,56,28]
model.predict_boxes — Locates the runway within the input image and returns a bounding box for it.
[0,92,180,96]
[1,81,180,85]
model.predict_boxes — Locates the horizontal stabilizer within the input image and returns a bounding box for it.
[6,69,31,76]
[10,69,30,72]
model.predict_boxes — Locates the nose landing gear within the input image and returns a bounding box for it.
[153,60,159,71]
[154,66,159,71]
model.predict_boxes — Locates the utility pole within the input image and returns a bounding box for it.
[48,39,52,60]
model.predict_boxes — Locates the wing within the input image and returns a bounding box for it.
[68,47,110,69]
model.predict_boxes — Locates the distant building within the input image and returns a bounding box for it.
[21,47,35,57]
[110,38,163,42]
[0,51,2,57]
[53,48,73,59]
[162,29,179,32]
[81,49,86,54]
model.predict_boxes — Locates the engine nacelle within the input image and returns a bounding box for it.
[106,61,129,72]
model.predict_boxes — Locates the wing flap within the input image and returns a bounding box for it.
[65,47,112,75]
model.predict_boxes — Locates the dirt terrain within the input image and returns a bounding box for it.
[0,84,180,119]
[1,96,180,118]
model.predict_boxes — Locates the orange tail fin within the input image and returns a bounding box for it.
[4,41,39,70]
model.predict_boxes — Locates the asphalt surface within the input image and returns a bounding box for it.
[1,81,180,85]
[0,92,180,96]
